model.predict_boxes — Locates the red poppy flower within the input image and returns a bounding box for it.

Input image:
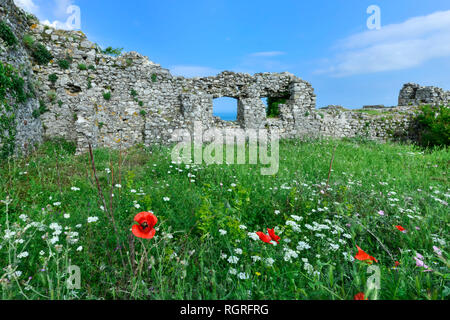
[267,228,280,244]
[354,292,367,300]
[354,245,378,263]
[132,211,157,239]
[395,225,406,232]
[256,231,272,244]
[395,261,400,267]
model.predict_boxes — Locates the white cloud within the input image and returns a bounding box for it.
[14,0,80,30]
[250,51,286,57]
[319,10,450,77]
[14,0,39,15]
[41,1,81,31]
[52,0,74,19]
[41,19,69,30]
[169,65,220,77]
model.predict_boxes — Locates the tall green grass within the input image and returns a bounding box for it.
[0,138,448,299]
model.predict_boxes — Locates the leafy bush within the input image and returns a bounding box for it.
[103,91,111,101]
[78,63,87,70]
[39,99,49,114]
[0,20,17,46]
[130,89,138,97]
[151,73,157,82]
[88,64,96,70]
[22,34,34,48]
[47,90,57,102]
[32,100,49,119]
[0,62,28,158]
[58,59,70,70]
[102,46,123,57]
[414,105,450,148]
[48,73,58,85]
[267,95,289,118]
[31,43,53,65]
[32,109,40,119]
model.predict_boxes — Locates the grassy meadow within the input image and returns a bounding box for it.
[0,138,448,300]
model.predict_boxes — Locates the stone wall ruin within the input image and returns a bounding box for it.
[1,0,448,156]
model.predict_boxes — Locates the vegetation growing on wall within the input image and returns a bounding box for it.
[102,46,123,57]
[267,94,289,118]
[58,59,70,70]
[0,62,28,159]
[22,34,34,48]
[103,91,111,100]
[32,99,49,119]
[30,43,53,65]
[23,34,53,65]
[414,105,449,148]
[0,20,18,47]
[48,73,58,85]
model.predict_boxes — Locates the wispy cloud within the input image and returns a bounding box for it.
[169,65,220,77]
[42,1,81,30]
[14,0,80,30]
[14,0,39,15]
[318,10,450,77]
[250,51,286,57]
[52,0,74,19]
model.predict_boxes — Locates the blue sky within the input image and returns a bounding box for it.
[14,0,450,117]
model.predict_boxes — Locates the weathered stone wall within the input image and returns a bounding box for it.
[0,0,441,156]
[399,83,450,106]
[27,21,319,153]
[0,0,42,157]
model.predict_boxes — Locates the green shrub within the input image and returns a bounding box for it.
[57,100,63,107]
[22,34,34,48]
[151,73,157,82]
[48,73,58,85]
[130,89,138,97]
[31,43,53,65]
[0,62,29,158]
[38,99,49,114]
[31,100,50,119]
[102,46,123,57]
[103,91,111,101]
[138,100,144,107]
[78,63,87,70]
[32,109,40,119]
[414,105,450,148]
[47,90,57,102]
[58,59,70,70]
[267,95,289,118]
[0,20,17,46]
[140,110,147,117]
[88,64,96,70]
